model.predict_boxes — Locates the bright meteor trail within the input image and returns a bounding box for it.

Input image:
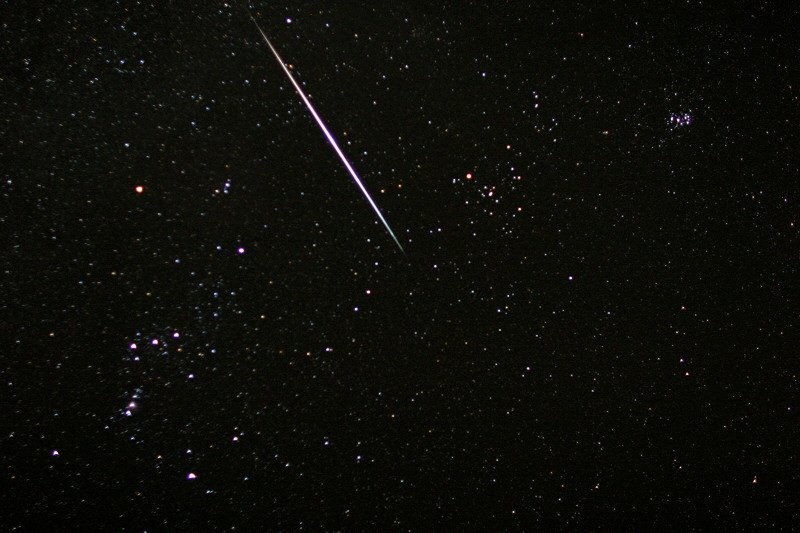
[248,14,406,254]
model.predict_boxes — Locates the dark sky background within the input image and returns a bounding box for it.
[3,1,799,529]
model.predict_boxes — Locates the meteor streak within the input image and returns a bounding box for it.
[248,14,405,254]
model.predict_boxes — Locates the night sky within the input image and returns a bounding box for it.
[3,1,799,529]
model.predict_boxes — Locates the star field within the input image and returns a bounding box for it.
[2,1,799,529]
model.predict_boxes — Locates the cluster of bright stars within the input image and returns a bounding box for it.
[668,112,693,129]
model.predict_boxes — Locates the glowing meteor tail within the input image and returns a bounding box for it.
[248,14,405,254]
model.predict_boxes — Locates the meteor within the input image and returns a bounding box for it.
[248,13,405,254]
